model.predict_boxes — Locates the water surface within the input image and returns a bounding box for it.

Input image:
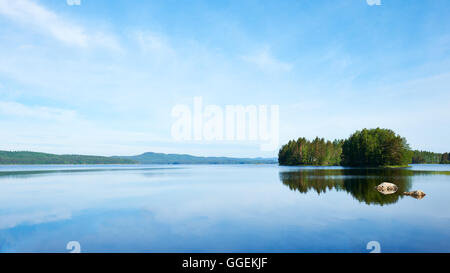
[0,164,449,252]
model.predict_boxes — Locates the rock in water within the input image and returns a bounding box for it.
[375,182,398,194]
[403,190,426,199]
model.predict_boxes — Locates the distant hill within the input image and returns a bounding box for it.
[0,151,136,165]
[0,150,277,165]
[116,152,277,164]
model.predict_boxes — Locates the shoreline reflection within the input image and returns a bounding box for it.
[279,168,415,206]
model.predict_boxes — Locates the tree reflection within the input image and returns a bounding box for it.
[279,168,415,206]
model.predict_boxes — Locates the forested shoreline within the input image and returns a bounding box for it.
[0,151,277,165]
[0,151,136,165]
[278,138,343,166]
[279,128,449,167]
[412,150,450,164]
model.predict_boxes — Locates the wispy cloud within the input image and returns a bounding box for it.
[243,47,293,72]
[0,100,77,122]
[0,0,120,50]
[136,31,175,58]
[0,100,169,155]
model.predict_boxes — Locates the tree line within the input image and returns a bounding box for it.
[279,128,448,167]
[0,151,136,165]
[412,150,450,164]
[278,137,343,166]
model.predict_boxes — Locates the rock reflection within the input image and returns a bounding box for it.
[279,168,414,206]
[403,190,427,200]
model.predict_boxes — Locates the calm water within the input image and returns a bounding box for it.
[0,164,449,253]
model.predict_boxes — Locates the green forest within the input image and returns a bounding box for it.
[0,151,136,164]
[0,151,278,165]
[340,128,412,167]
[278,137,343,166]
[412,150,450,164]
[279,128,449,167]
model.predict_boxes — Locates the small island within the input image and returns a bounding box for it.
[278,128,448,167]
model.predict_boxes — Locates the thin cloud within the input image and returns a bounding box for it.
[136,31,175,57]
[243,47,293,72]
[0,0,120,50]
[0,101,77,122]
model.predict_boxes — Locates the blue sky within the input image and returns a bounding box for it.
[0,0,449,157]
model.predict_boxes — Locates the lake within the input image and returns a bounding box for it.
[0,164,449,253]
